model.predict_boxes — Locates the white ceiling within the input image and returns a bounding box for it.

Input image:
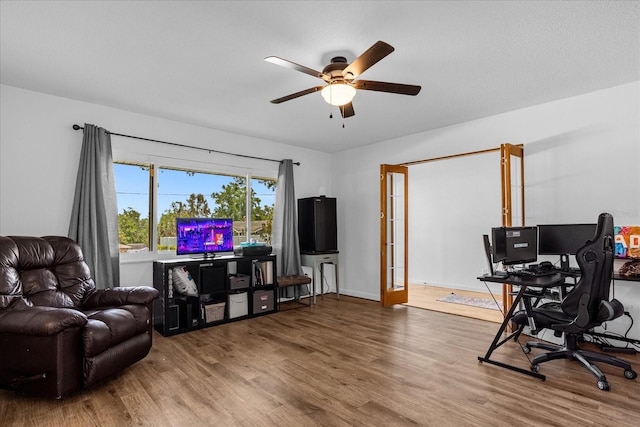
[1,1,638,153]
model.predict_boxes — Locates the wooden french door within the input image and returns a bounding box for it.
[380,164,409,306]
[379,145,523,309]
[500,143,525,317]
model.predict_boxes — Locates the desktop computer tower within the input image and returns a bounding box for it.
[298,196,337,253]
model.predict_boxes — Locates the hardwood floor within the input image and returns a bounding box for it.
[405,283,504,323]
[1,295,638,426]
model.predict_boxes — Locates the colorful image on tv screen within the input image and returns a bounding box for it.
[176,218,234,255]
[614,226,640,259]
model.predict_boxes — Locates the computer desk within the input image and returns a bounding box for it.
[613,273,640,282]
[477,272,566,380]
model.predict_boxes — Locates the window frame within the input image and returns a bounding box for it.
[113,155,277,263]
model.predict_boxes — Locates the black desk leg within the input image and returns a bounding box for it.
[477,284,546,381]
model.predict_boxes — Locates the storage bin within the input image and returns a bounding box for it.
[202,301,225,323]
[253,290,274,313]
[228,292,249,318]
[229,273,250,290]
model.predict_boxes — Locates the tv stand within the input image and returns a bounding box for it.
[153,254,277,336]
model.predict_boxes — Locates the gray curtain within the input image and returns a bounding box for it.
[272,159,308,298]
[68,123,120,288]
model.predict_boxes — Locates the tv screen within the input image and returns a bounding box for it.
[614,226,640,259]
[491,226,538,266]
[176,218,234,256]
[538,224,597,255]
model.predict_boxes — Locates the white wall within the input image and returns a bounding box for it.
[0,84,333,285]
[409,151,502,293]
[333,82,640,339]
[2,82,639,338]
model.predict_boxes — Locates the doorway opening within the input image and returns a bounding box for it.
[380,144,524,323]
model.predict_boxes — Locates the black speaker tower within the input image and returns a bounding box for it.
[298,196,337,253]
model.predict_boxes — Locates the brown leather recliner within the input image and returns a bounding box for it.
[0,236,159,398]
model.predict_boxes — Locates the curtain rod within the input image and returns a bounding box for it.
[72,124,300,165]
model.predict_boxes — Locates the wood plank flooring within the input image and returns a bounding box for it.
[406,283,504,323]
[1,295,638,426]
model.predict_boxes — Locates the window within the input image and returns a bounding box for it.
[251,177,276,244]
[114,161,276,255]
[114,162,151,253]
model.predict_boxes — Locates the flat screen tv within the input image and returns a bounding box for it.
[176,218,234,257]
[614,226,640,259]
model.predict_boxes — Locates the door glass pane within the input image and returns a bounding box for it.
[386,171,405,291]
[510,154,523,226]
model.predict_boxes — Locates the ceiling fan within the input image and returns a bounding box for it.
[265,40,421,119]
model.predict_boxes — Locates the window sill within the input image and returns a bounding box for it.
[119,251,182,264]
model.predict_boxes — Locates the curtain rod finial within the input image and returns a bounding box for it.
[73,124,82,130]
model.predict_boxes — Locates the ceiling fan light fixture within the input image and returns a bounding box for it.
[321,83,356,106]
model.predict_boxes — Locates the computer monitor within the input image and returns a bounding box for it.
[482,234,495,276]
[491,226,538,266]
[538,224,597,255]
[538,223,597,270]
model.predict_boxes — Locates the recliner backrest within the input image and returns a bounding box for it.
[560,213,614,322]
[0,236,95,310]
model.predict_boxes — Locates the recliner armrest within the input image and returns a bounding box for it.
[82,286,159,308]
[0,306,87,336]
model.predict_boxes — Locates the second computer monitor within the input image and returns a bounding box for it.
[491,226,538,266]
[538,224,597,255]
[538,223,597,270]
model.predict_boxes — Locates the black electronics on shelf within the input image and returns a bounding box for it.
[298,196,337,253]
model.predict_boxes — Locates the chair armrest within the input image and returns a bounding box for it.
[82,286,159,308]
[597,299,625,322]
[0,306,87,336]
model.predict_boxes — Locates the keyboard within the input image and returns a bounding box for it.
[511,268,556,277]
[528,269,557,277]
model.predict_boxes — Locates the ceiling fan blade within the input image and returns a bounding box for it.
[342,41,395,80]
[353,80,421,96]
[340,102,355,118]
[265,56,329,81]
[270,86,324,104]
